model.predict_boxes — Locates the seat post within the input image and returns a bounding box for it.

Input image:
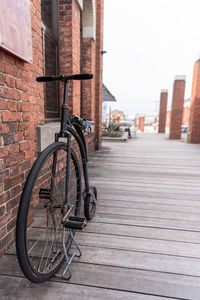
[60,80,69,133]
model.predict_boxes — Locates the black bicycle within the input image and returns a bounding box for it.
[16,74,97,283]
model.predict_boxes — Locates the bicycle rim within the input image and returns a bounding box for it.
[16,142,81,283]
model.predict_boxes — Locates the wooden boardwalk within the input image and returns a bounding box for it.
[1,133,200,299]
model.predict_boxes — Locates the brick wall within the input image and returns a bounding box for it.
[169,76,186,140]
[0,0,44,255]
[95,0,103,150]
[138,116,145,132]
[82,38,96,120]
[187,59,200,143]
[134,118,137,127]
[158,90,168,133]
[59,0,81,115]
[153,116,157,131]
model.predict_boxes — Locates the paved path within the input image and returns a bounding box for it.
[1,134,200,299]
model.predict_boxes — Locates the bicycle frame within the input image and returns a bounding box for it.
[54,80,90,209]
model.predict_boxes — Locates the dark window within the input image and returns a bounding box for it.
[41,0,59,119]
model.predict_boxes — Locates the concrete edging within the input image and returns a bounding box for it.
[102,131,128,142]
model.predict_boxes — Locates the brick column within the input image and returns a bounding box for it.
[95,0,104,150]
[138,116,145,132]
[153,116,157,131]
[158,90,168,133]
[134,118,137,127]
[169,76,186,140]
[82,38,96,121]
[187,58,200,143]
[59,0,81,115]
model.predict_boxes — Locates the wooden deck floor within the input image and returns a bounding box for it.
[1,133,200,299]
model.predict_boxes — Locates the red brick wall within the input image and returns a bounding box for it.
[82,38,96,121]
[138,116,145,132]
[187,59,200,143]
[153,116,157,131]
[95,0,103,150]
[169,77,186,140]
[0,0,44,255]
[59,0,81,115]
[134,118,137,127]
[158,90,168,133]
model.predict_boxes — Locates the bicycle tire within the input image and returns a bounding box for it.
[16,142,81,283]
[84,186,97,220]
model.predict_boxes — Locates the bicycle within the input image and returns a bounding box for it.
[16,74,97,283]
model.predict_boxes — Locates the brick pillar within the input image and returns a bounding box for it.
[169,76,186,139]
[95,0,104,150]
[153,116,157,131]
[82,38,96,121]
[134,118,137,127]
[187,59,200,143]
[59,0,81,115]
[138,116,145,132]
[158,90,168,133]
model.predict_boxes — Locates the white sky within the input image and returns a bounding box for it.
[103,0,200,118]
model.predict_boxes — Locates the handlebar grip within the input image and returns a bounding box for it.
[68,74,93,80]
[36,76,59,82]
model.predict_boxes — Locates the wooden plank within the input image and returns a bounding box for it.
[91,177,200,190]
[0,255,200,299]
[11,227,200,258]
[7,243,200,277]
[93,183,200,197]
[95,206,200,222]
[93,213,200,232]
[79,245,200,277]
[97,195,200,208]
[95,189,199,201]
[0,275,164,300]
[97,199,200,213]
[85,222,200,244]
[90,178,200,192]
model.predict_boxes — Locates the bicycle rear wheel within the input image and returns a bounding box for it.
[84,186,97,220]
[16,142,81,283]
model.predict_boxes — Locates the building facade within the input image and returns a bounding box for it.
[0,0,104,255]
[110,109,125,124]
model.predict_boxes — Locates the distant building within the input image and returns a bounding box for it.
[110,110,125,124]
[102,84,117,125]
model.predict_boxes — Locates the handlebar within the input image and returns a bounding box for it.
[36,74,93,82]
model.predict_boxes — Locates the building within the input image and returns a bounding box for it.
[0,0,104,256]
[102,84,117,126]
[110,110,125,124]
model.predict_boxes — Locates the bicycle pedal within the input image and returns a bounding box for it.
[64,218,87,230]
[69,216,86,222]
[39,188,51,199]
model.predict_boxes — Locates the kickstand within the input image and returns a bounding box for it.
[55,228,82,280]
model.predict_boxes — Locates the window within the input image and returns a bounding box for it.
[41,0,59,119]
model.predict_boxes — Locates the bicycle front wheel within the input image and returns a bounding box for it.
[16,142,81,283]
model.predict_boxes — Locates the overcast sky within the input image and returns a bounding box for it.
[103,0,200,118]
